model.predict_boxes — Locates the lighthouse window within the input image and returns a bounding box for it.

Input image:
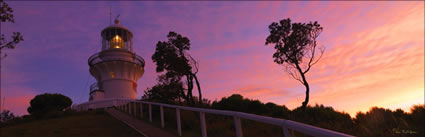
[110,35,124,49]
[109,72,115,78]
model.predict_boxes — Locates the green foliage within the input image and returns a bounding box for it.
[27,93,72,118]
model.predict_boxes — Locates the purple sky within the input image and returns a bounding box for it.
[2,1,424,116]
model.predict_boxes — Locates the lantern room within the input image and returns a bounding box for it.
[88,17,145,101]
[100,19,134,51]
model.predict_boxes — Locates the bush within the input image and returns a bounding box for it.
[212,94,290,118]
[0,110,16,122]
[142,81,183,104]
[27,93,72,118]
[408,105,425,134]
[291,104,355,135]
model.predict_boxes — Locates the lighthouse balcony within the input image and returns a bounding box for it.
[89,82,104,101]
[90,82,103,93]
[90,82,100,92]
[88,50,145,67]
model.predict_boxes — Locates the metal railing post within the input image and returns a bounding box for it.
[133,102,137,116]
[149,104,152,122]
[176,108,182,136]
[160,105,165,128]
[234,116,243,137]
[282,126,292,137]
[200,112,207,137]
[127,102,129,114]
[140,102,143,118]
[129,102,132,115]
[129,102,132,114]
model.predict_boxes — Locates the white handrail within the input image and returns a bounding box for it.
[74,98,355,137]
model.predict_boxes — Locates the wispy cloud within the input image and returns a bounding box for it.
[3,1,423,116]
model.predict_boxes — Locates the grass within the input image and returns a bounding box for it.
[0,110,144,137]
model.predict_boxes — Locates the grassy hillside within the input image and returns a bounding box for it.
[0,110,144,137]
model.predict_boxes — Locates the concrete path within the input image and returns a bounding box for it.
[106,108,178,137]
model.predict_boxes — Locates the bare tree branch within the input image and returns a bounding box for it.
[303,40,325,74]
[285,64,303,84]
[311,47,325,66]
[186,54,199,74]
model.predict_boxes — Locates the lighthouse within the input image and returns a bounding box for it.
[88,18,145,101]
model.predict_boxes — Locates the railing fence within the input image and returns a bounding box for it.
[74,98,354,137]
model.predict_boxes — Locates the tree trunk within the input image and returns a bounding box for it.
[300,74,310,108]
[295,63,310,108]
[192,74,202,104]
[185,74,194,104]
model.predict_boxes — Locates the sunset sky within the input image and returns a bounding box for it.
[2,1,424,116]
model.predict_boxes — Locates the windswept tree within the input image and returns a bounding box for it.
[265,18,324,108]
[0,0,24,113]
[152,31,202,104]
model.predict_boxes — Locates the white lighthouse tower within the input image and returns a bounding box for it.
[88,18,144,101]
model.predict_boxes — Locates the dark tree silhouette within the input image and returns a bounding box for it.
[0,109,15,122]
[27,93,72,117]
[265,18,324,108]
[212,94,291,117]
[0,0,24,53]
[0,0,24,113]
[152,31,202,104]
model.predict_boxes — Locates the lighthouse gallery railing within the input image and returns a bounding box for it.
[75,98,354,137]
[88,52,145,67]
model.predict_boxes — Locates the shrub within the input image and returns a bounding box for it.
[291,104,355,135]
[0,110,16,122]
[27,93,72,118]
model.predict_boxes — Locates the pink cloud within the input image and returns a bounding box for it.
[2,86,37,116]
[3,1,423,117]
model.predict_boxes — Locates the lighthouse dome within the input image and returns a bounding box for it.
[100,19,134,52]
